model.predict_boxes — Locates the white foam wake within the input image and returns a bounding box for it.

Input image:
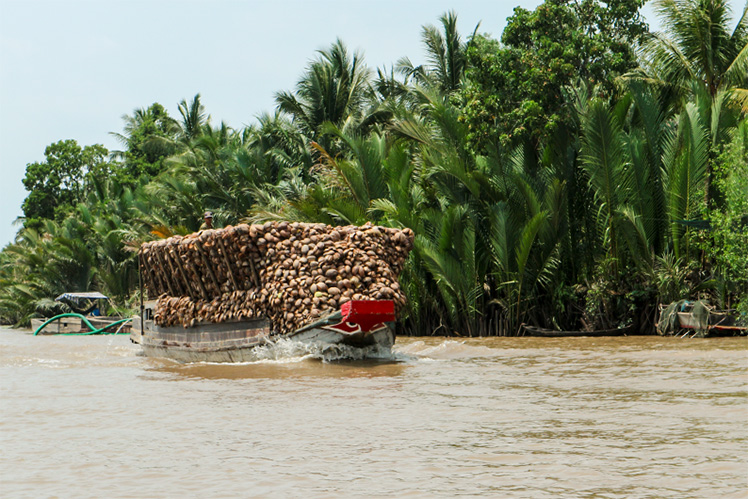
[190,337,411,365]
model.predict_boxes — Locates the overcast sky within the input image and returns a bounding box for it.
[0,0,662,248]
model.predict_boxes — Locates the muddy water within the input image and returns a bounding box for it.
[1,328,746,498]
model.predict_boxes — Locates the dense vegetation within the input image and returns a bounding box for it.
[2,0,746,335]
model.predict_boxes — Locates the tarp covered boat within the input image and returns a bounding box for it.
[657,300,748,337]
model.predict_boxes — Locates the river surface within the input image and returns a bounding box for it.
[1,327,746,498]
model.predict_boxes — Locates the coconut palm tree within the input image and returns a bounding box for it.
[275,39,372,147]
[397,11,478,94]
[110,103,180,180]
[637,0,747,104]
[177,93,209,143]
[634,0,747,205]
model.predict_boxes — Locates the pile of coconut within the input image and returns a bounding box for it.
[138,221,414,333]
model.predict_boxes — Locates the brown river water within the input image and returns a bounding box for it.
[1,327,746,498]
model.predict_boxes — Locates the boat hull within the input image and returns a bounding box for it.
[658,301,747,337]
[31,317,82,335]
[520,324,632,337]
[674,311,747,336]
[131,315,395,363]
[87,317,132,334]
[31,316,131,335]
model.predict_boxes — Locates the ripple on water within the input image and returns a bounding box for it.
[1,329,746,498]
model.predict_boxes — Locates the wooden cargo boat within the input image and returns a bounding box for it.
[520,324,632,337]
[132,221,414,362]
[131,299,396,362]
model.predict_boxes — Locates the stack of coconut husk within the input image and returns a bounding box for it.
[138,221,414,333]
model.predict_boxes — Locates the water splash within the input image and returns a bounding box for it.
[185,337,412,365]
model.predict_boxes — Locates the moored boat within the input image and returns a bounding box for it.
[658,300,747,337]
[32,315,132,335]
[31,316,83,335]
[520,324,632,337]
[32,292,132,335]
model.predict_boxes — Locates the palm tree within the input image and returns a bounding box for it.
[251,112,315,179]
[110,103,180,179]
[0,221,97,326]
[387,87,569,333]
[77,179,142,304]
[662,102,709,259]
[177,94,209,143]
[311,125,389,219]
[635,0,747,205]
[638,0,747,103]
[416,204,482,335]
[275,39,372,146]
[397,11,478,94]
[487,179,563,332]
[579,98,633,272]
[138,173,203,233]
[624,81,672,258]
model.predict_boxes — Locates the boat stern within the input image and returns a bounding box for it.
[289,300,397,350]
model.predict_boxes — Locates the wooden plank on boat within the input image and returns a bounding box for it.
[194,240,222,294]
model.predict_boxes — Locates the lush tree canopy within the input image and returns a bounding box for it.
[3,2,747,334]
[458,0,648,151]
[21,139,109,230]
[111,102,179,183]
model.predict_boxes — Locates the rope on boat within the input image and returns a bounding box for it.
[33,313,132,336]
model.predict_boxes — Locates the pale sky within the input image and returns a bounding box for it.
[0,0,660,247]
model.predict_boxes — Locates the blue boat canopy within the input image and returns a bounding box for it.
[55,292,109,303]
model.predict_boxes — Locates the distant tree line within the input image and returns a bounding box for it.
[1,0,746,334]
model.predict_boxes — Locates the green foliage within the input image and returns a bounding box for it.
[21,139,110,230]
[583,256,637,330]
[633,0,748,208]
[397,11,476,94]
[0,222,96,326]
[111,102,180,182]
[636,0,748,103]
[177,94,209,142]
[275,39,373,151]
[4,6,746,335]
[653,252,694,304]
[663,102,710,258]
[700,120,748,307]
[458,0,647,151]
